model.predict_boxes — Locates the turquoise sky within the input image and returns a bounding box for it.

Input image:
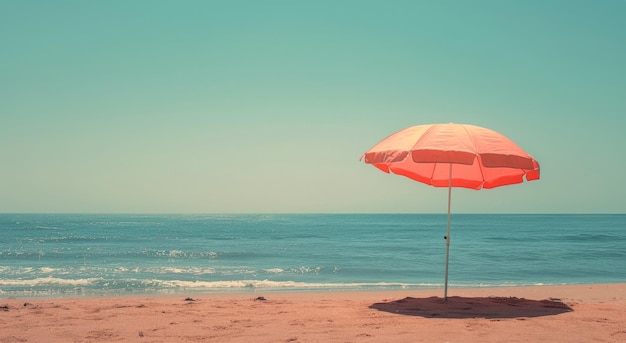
[2,1,625,214]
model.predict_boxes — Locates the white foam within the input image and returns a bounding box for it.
[142,267,216,275]
[0,277,100,286]
[148,279,427,290]
[264,268,284,274]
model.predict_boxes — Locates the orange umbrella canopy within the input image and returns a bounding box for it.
[362,123,540,189]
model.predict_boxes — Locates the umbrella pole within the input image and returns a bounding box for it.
[444,163,452,300]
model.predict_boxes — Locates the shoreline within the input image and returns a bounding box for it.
[4,280,626,300]
[2,283,625,342]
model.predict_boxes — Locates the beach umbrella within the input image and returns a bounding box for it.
[360,123,540,300]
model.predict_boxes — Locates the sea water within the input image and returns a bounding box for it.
[1,214,624,297]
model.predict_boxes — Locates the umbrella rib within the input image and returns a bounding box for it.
[461,125,486,188]
[417,124,440,148]
[461,124,479,152]
[476,155,486,189]
[429,162,438,184]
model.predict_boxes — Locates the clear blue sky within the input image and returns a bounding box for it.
[1,1,624,214]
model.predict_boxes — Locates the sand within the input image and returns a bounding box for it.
[1,283,625,342]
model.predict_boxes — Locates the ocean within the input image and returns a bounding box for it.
[1,214,624,298]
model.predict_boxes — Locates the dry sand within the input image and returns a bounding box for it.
[1,283,625,342]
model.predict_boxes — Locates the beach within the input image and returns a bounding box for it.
[2,283,625,342]
[2,214,624,343]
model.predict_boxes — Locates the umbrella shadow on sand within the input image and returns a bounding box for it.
[370,296,573,319]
